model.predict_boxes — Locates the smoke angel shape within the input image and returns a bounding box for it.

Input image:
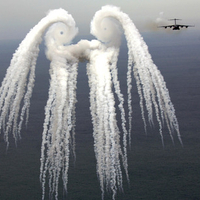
[0,5,182,200]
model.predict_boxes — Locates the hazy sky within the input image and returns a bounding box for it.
[0,0,199,40]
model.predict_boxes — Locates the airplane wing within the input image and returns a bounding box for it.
[177,24,195,28]
[157,25,173,28]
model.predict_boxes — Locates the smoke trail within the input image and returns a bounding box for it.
[95,5,182,143]
[90,9,129,200]
[120,8,182,145]
[0,9,78,147]
[40,22,95,200]
[40,21,80,199]
[0,9,79,200]
[87,46,124,200]
[90,5,182,199]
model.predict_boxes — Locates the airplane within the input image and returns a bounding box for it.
[158,18,194,30]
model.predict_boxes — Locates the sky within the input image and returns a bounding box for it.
[0,0,200,40]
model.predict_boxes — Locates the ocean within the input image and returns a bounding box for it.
[0,30,200,199]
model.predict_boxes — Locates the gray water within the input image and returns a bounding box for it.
[0,31,200,199]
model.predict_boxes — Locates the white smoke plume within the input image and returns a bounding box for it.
[145,12,168,31]
[0,9,79,200]
[90,5,182,199]
[0,5,182,200]
[40,19,99,200]
[87,44,128,200]
[0,8,77,147]
[40,21,79,200]
[89,7,129,200]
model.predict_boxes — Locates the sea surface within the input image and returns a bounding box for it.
[0,30,200,199]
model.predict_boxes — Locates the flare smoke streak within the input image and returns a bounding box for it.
[0,5,182,200]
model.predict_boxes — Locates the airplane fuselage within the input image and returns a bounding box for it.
[173,25,180,30]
